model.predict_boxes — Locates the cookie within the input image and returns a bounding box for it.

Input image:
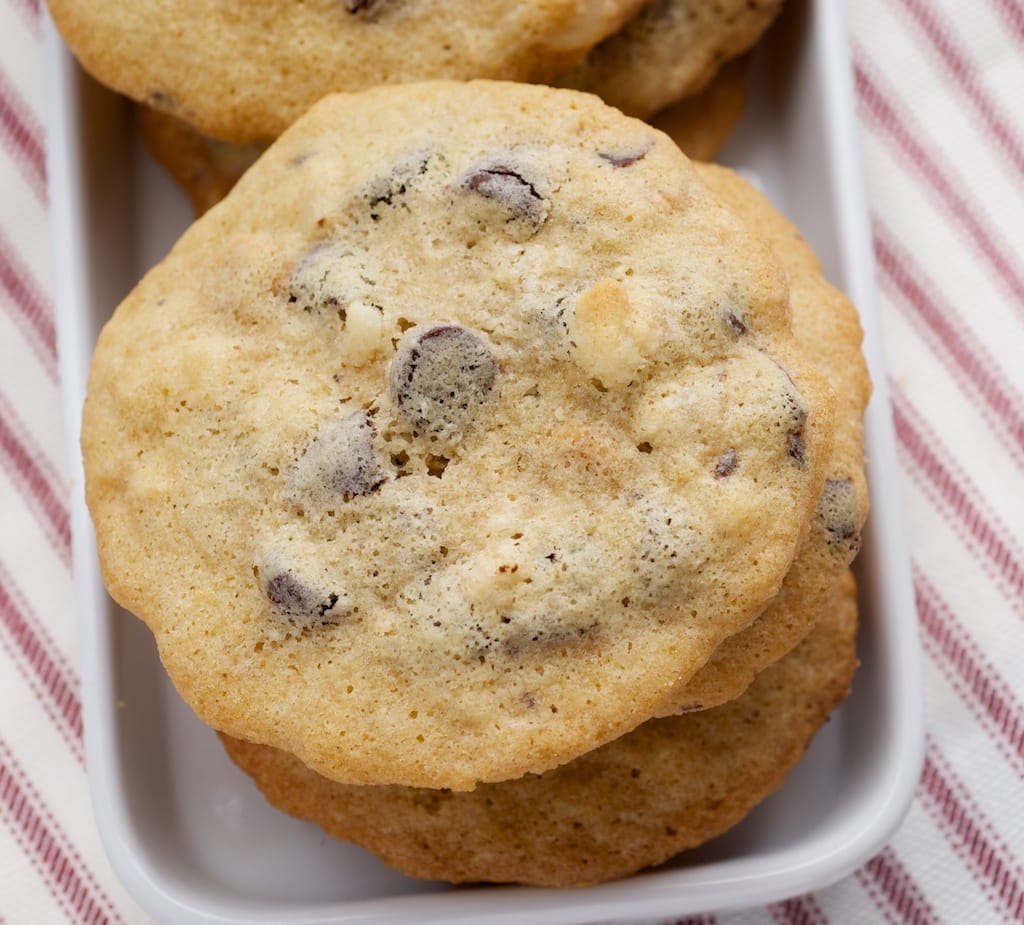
[47,0,648,141]
[221,570,858,887]
[136,60,749,218]
[656,162,871,714]
[136,106,267,216]
[82,81,834,791]
[557,0,782,120]
[651,55,751,163]
[137,54,751,219]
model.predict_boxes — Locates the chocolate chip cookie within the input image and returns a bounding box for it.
[47,0,648,141]
[82,81,834,790]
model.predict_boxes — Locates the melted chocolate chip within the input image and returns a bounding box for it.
[292,410,391,502]
[264,570,341,623]
[330,411,390,499]
[389,324,496,439]
[286,241,348,313]
[714,448,738,478]
[461,161,547,223]
[344,0,383,12]
[367,178,407,214]
[266,571,311,612]
[773,371,809,467]
[725,310,748,336]
[598,141,655,167]
[818,477,862,557]
[497,622,596,661]
[787,431,806,465]
[364,153,431,220]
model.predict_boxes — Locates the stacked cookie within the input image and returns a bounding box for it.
[558,0,781,149]
[78,80,869,885]
[59,0,870,889]
[49,0,780,215]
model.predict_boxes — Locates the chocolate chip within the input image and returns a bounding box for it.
[388,324,496,439]
[266,571,311,612]
[344,0,383,12]
[787,431,806,465]
[714,448,738,478]
[598,141,655,167]
[367,178,406,215]
[331,412,390,498]
[497,622,596,661]
[364,153,431,220]
[772,369,809,467]
[725,310,748,336]
[264,570,342,623]
[292,410,390,502]
[818,478,862,556]
[286,241,349,314]
[461,161,548,224]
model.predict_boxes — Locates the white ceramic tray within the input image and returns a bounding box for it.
[46,2,924,922]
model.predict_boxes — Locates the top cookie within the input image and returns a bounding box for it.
[82,81,833,790]
[46,0,647,141]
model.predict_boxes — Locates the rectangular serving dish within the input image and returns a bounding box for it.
[46,2,924,922]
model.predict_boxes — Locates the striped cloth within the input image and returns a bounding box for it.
[2,0,1022,922]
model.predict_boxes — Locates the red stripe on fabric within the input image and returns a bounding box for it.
[0,776,79,925]
[0,388,63,487]
[915,565,1024,778]
[899,0,1024,184]
[0,644,83,766]
[8,0,40,33]
[0,67,46,202]
[671,917,717,925]
[0,229,57,379]
[0,560,83,763]
[770,896,829,925]
[874,222,1024,471]
[854,51,1024,323]
[891,388,1024,617]
[920,741,1024,921]
[0,740,124,925]
[991,0,1024,48]
[0,393,70,565]
[858,846,941,925]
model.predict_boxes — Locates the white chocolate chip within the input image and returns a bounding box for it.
[341,300,386,366]
[568,279,652,389]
